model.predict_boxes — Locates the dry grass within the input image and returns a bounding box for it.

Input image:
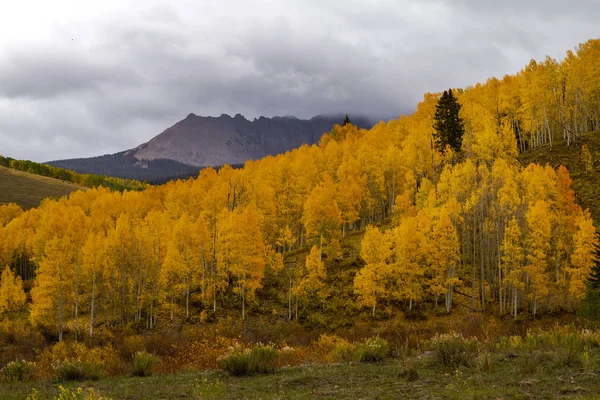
[0,166,84,210]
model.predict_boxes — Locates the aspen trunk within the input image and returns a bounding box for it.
[242,284,245,321]
[90,270,95,337]
[288,276,292,320]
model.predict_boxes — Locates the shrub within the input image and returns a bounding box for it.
[313,334,356,363]
[1,359,35,381]
[311,335,389,364]
[356,337,389,362]
[131,351,159,377]
[429,332,479,368]
[120,335,146,359]
[159,337,242,373]
[57,360,103,381]
[36,342,123,379]
[219,345,280,376]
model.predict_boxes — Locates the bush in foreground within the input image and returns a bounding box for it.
[131,351,159,377]
[57,360,103,382]
[1,359,35,382]
[429,332,479,368]
[36,342,122,379]
[356,337,390,362]
[316,335,389,363]
[219,345,280,376]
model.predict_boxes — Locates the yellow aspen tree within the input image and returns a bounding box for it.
[0,226,8,268]
[429,207,461,313]
[0,203,23,228]
[30,236,73,341]
[502,217,525,318]
[293,244,327,317]
[194,214,212,306]
[354,225,392,317]
[219,205,266,320]
[336,157,365,237]
[525,201,551,317]
[276,226,295,253]
[0,265,26,314]
[302,174,343,259]
[81,232,106,337]
[161,237,188,321]
[104,213,135,326]
[139,211,169,328]
[163,213,200,319]
[250,176,279,245]
[567,211,598,307]
[392,214,427,311]
[63,206,87,341]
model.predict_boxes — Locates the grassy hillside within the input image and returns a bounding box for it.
[0,166,84,210]
[3,347,600,399]
[519,132,600,224]
[1,155,146,192]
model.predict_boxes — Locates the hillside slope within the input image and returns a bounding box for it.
[48,151,202,183]
[519,132,600,223]
[0,166,84,209]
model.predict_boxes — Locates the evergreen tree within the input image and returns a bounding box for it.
[433,89,464,154]
[343,114,351,126]
[583,237,600,318]
[587,239,600,290]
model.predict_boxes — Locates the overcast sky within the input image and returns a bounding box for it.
[0,0,598,162]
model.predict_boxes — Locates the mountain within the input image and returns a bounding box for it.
[48,113,376,182]
[0,166,84,210]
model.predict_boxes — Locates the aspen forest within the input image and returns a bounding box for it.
[1,40,600,345]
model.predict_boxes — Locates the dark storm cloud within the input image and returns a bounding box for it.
[0,0,598,162]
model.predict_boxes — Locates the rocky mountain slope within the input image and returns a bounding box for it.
[49,113,375,182]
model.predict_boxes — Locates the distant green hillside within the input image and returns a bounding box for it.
[0,166,84,209]
[0,155,146,192]
[519,132,600,224]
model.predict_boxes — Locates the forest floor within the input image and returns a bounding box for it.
[3,351,600,399]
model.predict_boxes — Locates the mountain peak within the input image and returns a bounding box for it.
[132,113,374,167]
[48,113,377,180]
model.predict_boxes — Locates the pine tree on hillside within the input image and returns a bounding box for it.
[584,238,600,318]
[433,89,464,155]
[343,114,351,126]
[587,241,600,290]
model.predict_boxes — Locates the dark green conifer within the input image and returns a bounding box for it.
[343,114,351,126]
[433,89,464,154]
